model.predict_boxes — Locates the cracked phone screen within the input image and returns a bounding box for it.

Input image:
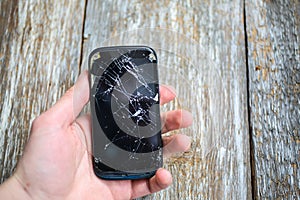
[89,46,162,179]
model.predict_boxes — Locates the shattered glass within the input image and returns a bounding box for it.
[89,46,162,179]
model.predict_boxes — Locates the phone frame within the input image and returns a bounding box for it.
[89,46,163,180]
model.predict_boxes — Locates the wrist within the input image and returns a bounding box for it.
[0,175,32,200]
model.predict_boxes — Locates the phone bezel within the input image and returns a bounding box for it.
[89,46,162,180]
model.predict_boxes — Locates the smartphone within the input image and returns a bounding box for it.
[89,46,163,180]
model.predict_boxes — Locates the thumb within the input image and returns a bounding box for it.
[45,70,90,126]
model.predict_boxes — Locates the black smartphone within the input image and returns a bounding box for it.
[89,46,163,180]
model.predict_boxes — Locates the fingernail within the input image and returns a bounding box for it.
[181,110,193,125]
[77,70,88,81]
[165,85,177,96]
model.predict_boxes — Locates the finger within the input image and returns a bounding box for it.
[131,168,172,198]
[159,85,176,105]
[161,110,193,133]
[45,70,89,126]
[163,134,191,157]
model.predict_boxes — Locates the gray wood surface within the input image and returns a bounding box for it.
[0,0,298,199]
[0,0,85,181]
[246,0,300,199]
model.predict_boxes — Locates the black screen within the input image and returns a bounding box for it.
[89,46,162,179]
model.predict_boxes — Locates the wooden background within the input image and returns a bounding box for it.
[0,0,299,199]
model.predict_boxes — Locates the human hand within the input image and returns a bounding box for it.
[0,71,193,200]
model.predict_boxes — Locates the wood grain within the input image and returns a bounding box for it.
[245,0,300,199]
[82,0,251,199]
[2,0,297,199]
[0,0,85,182]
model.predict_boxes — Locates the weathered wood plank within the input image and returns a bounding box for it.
[0,0,86,183]
[82,0,251,199]
[246,0,300,199]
